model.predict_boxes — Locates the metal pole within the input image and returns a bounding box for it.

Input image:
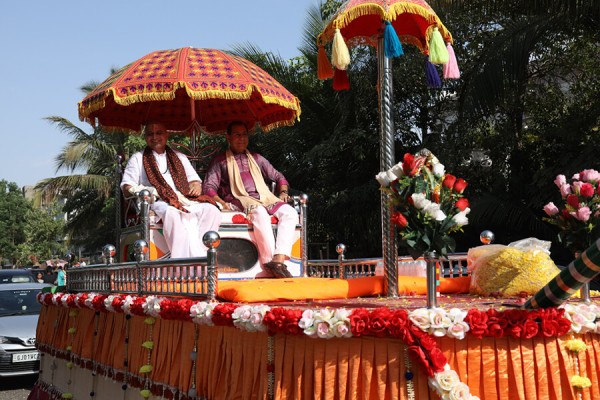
[300,194,309,277]
[377,35,398,298]
[203,231,221,301]
[138,190,151,243]
[336,243,346,279]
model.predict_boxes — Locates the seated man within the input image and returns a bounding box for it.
[203,121,297,278]
[121,122,221,258]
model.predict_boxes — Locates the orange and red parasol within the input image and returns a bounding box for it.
[78,47,301,134]
[316,0,459,89]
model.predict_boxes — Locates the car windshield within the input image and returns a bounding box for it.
[0,274,36,284]
[0,289,42,316]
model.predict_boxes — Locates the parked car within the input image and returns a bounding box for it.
[0,282,51,377]
[0,270,36,284]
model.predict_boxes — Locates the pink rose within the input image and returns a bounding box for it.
[543,202,559,216]
[580,169,600,183]
[580,183,595,197]
[575,207,592,222]
[572,181,583,193]
[560,184,571,198]
[572,173,581,180]
[554,174,567,188]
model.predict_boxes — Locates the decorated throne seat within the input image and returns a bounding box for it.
[115,138,307,279]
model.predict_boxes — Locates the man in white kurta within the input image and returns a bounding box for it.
[121,122,221,258]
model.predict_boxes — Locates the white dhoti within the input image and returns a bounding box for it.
[152,201,221,258]
[249,204,298,266]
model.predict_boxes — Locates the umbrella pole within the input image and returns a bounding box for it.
[377,36,398,298]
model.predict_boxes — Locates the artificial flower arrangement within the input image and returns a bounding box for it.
[543,169,600,255]
[376,149,470,258]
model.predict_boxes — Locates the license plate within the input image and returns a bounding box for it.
[12,352,40,363]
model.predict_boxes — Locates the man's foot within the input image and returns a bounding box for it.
[264,261,293,278]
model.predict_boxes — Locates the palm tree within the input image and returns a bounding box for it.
[35,116,129,251]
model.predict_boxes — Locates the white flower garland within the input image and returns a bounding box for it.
[39,293,600,400]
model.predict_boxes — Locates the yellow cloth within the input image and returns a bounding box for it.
[225,149,281,213]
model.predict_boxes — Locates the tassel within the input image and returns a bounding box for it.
[332,28,351,70]
[443,43,460,79]
[425,58,442,88]
[333,68,350,91]
[384,21,404,58]
[428,27,449,65]
[317,45,334,80]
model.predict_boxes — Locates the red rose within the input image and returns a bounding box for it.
[349,308,371,337]
[538,319,558,337]
[212,303,237,326]
[91,295,108,312]
[455,198,470,211]
[522,319,539,339]
[417,331,437,351]
[597,183,600,195]
[284,309,303,335]
[387,309,409,337]
[442,174,457,189]
[580,182,595,197]
[231,214,250,224]
[76,293,89,308]
[428,347,448,373]
[567,194,580,209]
[129,297,146,316]
[112,296,124,313]
[453,178,468,194]
[263,308,302,334]
[369,308,392,337]
[408,346,434,376]
[402,153,424,176]
[391,212,408,228]
[464,309,488,338]
[271,216,279,224]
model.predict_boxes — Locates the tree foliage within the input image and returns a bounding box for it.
[0,180,65,266]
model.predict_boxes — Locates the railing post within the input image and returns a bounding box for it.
[203,231,221,301]
[299,194,309,277]
[103,244,116,265]
[138,190,151,243]
[336,244,346,279]
[134,239,149,295]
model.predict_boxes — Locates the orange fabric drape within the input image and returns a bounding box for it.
[37,306,600,400]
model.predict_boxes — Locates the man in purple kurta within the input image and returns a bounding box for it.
[203,122,298,278]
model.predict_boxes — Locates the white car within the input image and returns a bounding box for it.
[0,282,51,377]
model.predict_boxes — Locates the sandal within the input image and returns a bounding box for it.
[264,261,293,278]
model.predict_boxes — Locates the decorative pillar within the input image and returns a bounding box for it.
[377,34,398,297]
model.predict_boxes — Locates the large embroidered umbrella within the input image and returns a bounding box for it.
[316,0,457,298]
[78,47,301,134]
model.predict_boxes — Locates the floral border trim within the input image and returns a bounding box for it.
[39,292,600,399]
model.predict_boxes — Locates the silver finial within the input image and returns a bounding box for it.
[203,231,221,249]
[480,230,495,245]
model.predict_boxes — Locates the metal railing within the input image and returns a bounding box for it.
[305,245,469,280]
[66,232,221,300]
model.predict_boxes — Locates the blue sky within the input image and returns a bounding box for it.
[0,0,320,188]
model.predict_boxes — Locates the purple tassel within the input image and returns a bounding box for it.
[425,57,442,88]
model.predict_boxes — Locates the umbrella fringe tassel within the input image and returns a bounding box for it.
[428,27,450,64]
[443,43,460,80]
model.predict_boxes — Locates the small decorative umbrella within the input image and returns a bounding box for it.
[316,0,458,298]
[78,47,301,134]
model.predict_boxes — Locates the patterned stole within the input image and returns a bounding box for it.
[226,150,281,213]
[143,146,202,212]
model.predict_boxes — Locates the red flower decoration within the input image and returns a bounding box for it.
[453,178,468,194]
[112,296,125,313]
[464,309,488,338]
[442,174,456,189]
[231,214,250,224]
[76,293,89,308]
[349,308,371,337]
[91,295,108,312]
[159,299,194,321]
[391,212,408,228]
[580,182,595,197]
[369,307,393,337]
[387,309,409,337]
[263,307,303,335]
[129,297,147,316]
[212,303,237,326]
[455,198,470,212]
